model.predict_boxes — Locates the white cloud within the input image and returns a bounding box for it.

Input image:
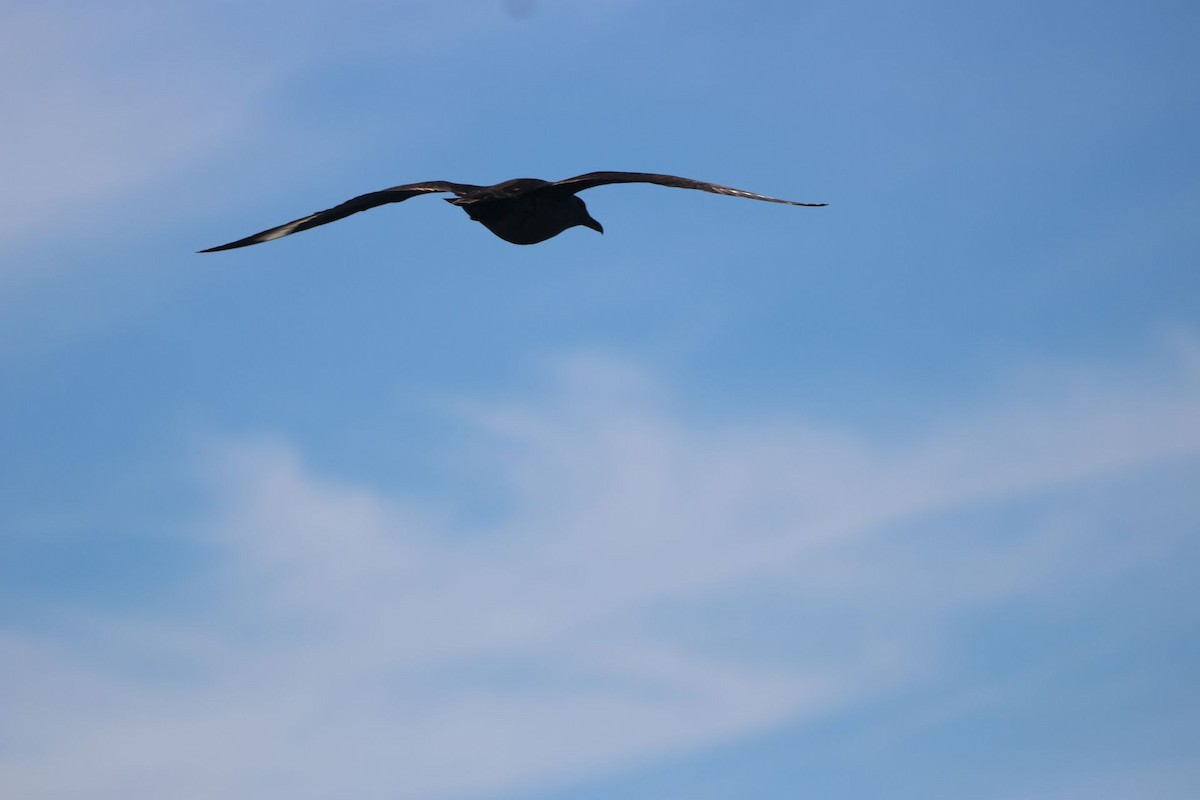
[1,345,1199,799]
[0,6,279,253]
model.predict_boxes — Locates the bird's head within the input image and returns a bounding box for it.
[573,197,604,234]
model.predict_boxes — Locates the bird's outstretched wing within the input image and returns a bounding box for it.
[550,172,827,207]
[198,181,480,252]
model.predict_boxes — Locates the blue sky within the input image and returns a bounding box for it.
[2,1,1198,798]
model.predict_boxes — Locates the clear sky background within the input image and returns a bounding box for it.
[2,1,1199,798]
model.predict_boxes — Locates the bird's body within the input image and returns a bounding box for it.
[198,171,826,252]
[446,178,599,245]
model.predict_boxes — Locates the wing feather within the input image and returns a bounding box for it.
[198,181,478,253]
[550,172,827,207]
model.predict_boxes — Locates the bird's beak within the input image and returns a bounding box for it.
[582,215,604,234]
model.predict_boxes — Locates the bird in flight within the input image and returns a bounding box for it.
[198,171,826,252]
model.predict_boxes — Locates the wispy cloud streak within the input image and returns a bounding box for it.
[2,344,1198,800]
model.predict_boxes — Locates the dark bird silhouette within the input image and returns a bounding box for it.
[198,172,826,252]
